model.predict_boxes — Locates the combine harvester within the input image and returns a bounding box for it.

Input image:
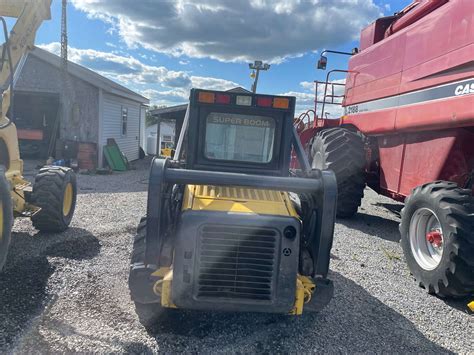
[295,0,473,298]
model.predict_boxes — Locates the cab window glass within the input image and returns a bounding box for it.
[205,112,275,163]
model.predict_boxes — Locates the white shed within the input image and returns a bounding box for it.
[15,47,150,168]
[100,93,143,163]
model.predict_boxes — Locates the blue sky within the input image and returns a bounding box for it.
[33,0,411,115]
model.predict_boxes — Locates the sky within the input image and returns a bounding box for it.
[33,0,411,116]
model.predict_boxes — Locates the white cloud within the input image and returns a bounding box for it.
[299,81,314,91]
[141,88,188,106]
[191,76,238,91]
[38,42,241,107]
[71,0,382,63]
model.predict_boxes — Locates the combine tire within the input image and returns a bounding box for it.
[0,166,12,271]
[31,166,77,232]
[400,181,474,298]
[311,128,365,218]
[129,218,166,327]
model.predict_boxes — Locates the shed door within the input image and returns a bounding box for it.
[102,93,140,162]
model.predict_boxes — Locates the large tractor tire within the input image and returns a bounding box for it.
[400,181,474,298]
[0,166,13,271]
[31,166,77,233]
[129,218,167,327]
[311,128,365,218]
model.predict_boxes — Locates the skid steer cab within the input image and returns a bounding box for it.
[129,89,337,325]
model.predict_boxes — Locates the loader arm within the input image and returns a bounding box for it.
[0,0,52,216]
[0,0,51,126]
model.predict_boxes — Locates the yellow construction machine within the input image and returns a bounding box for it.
[0,0,77,271]
[129,89,337,325]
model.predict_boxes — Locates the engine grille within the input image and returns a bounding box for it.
[197,225,278,301]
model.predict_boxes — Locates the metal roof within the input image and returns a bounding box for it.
[149,104,188,116]
[29,47,149,104]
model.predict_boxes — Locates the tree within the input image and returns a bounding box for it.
[146,105,167,127]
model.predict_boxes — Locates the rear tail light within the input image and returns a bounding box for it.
[199,92,291,110]
[257,97,272,107]
[198,92,215,103]
[215,93,231,104]
[273,98,289,109]
[236,95,252,106]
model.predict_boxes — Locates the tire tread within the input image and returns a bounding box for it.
[311,128,366,218]
[400,181,474,298]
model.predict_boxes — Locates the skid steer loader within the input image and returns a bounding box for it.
[0,0,77,271]
[129,89,337,324]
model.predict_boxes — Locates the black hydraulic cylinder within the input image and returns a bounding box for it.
[292,126,312,173]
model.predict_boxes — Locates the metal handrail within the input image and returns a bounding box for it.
[316,69,350,118]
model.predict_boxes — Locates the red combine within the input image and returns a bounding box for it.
[295,0,473,298]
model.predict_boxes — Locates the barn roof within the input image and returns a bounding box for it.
[29,47,149,104]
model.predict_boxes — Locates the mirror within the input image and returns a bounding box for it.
[317,55,327,70]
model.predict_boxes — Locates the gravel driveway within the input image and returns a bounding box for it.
[1,159,472,353]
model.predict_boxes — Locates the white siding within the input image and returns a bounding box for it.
[101,93,140,163]
[139,106,147,152]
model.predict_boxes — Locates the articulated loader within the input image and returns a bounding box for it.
[129,89,337,324]
[0,0,77,271]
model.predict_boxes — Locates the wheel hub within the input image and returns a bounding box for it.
[426,230,443,248]
[63,183,73,216]
[409,208,444,271]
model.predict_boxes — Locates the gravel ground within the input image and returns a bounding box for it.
[0,158,472,353]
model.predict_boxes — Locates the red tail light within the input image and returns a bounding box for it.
[215,93,231,104]
[257,97,272,107]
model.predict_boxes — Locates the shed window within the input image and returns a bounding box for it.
[121,107,128,136]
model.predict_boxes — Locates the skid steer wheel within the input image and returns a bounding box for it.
[129,218,170,327]
[310,127,365,218]
[0,166,13,271]
[400,181,474,298]
[31,166,77,233]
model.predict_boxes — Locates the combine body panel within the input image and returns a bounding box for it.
[298,0,474,299]
[342,0,474,199]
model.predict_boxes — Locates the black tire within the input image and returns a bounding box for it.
[30,166,77,232]
[0,166,13,271]
[400,181,474,298]
[130,218,165,327]
[310,128,366,218]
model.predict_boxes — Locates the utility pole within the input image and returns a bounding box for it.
[249,60,270,93]
[61,0,68,70]
[50,0,72,156]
